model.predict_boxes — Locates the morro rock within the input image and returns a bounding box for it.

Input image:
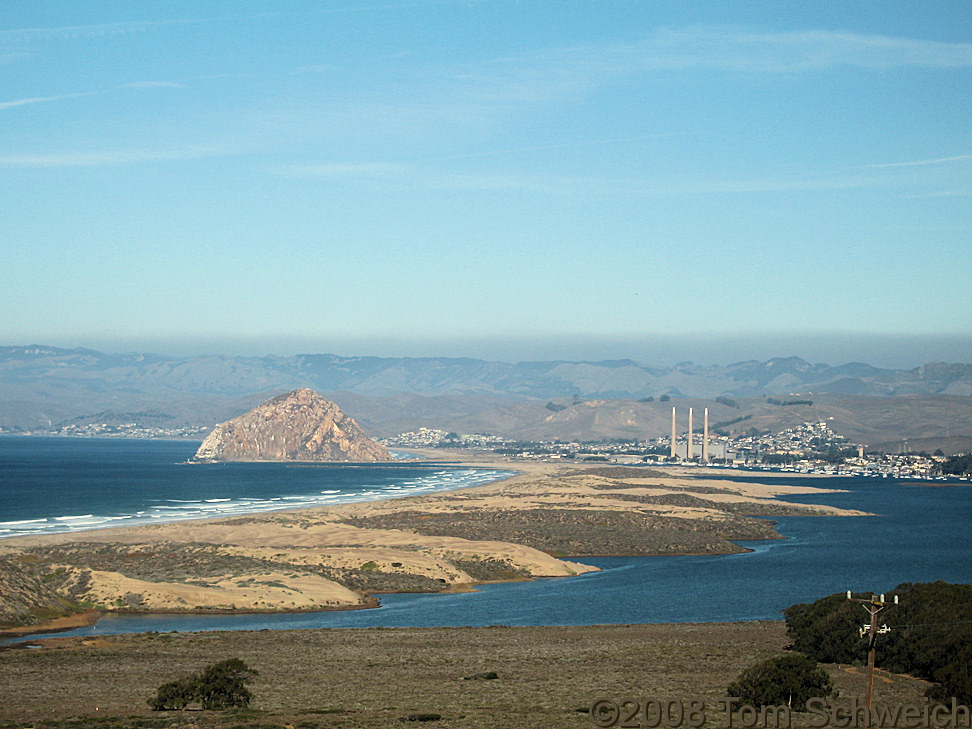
[194,388,392,462]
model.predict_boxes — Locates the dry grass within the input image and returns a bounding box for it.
[0,622,932,729]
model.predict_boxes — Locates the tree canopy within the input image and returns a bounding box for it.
[784,582,972,702]
[149,658,258,711]
[727,653,834,711]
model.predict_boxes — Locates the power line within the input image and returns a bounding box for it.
[847,591,899,728]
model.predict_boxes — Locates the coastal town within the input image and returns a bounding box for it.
[20,421,211,440]
[3,413,968,481]
[384,421,969,481]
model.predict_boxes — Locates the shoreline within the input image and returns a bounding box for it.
[1,598,386,641]
[1,454,867,638]
[0,609,102,639]
[1,455,854,549]
[0,454,521,543]
[2,539,790,642]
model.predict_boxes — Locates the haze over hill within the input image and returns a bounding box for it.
[3,345,971,400]
[1,345,970,448]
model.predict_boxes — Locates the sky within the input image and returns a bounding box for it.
[2,1,970,367]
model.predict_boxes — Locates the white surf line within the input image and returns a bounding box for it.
[0,467,516,539]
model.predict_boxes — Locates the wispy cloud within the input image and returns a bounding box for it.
[868,154,972,169]
[0,91,98,110]
[907,190,972,198]
[1,81,184,112]
[626,27,972,73]
[475,26,972,92]
[359,26,972,132]
[0,18,200,43]
[274,159,891,197]
[6,23,969,174]
[289,64,334,76]
[424,133,688,163]
[0,145,238,168]
[0,51,27,65]
[274,162,407,178]
[120,81,186,90]
[415,171,891,196]
[441,26,972,106]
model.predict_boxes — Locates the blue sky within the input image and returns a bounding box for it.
[2,1,970,366]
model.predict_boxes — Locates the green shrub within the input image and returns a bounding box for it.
[784,592,865,664]
[927,645,972,704]
[149,658,257,711]
[785,582,972,702]
[727,654,834,711]
[149,676,198,711]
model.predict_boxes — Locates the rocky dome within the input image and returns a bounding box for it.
[194,388,392,462]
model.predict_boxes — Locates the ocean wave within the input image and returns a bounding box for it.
[0,467,514,539]
[2,518,49,526]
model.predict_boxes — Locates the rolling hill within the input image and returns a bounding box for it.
[1,345,970,448]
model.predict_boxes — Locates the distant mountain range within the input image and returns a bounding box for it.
[3,345,971,401]
[1,345,970,444]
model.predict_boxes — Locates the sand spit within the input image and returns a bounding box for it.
[58,565,362,611]
[0,457,865,628]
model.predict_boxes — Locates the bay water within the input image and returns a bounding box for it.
[2,436,970,641]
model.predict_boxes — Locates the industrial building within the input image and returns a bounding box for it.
[669,406,734,462]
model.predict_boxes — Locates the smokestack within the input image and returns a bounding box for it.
[688,407,693,460]
[703,407,709,463]
[670,406,677,458]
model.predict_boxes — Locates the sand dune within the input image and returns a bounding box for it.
[1,457,864,623]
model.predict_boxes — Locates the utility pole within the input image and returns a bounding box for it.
[847,591,898,722]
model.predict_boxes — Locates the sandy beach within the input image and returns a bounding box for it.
[0,455,866,632]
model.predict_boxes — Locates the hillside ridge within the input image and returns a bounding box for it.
[194,388,391,462]
[2,345,971,402]
[2,346,971,446]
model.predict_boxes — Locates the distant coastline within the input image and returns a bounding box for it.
[0,437,516,540]
[0,449,874,638]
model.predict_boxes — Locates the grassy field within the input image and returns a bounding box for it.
[0,622,931,729]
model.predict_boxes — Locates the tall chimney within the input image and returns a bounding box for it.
[670,406,677,458]
[688,407,694,460]
[703,407,709,463]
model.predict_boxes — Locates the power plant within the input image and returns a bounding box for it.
[669,406,724,461]
[670,406,677,458]
[703,407,709,462]
[688,407,694,460]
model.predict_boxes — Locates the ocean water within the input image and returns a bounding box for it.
[0,436,513,538]
[2,437,971,640]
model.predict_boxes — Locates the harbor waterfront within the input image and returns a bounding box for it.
[1,436,970,641]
